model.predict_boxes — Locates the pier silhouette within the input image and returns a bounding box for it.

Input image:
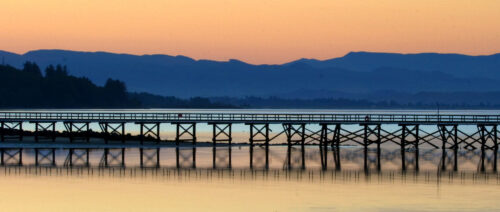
[0,111,499,176]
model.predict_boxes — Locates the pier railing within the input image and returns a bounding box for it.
[0,112,499,124]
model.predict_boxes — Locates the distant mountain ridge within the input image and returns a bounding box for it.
[1,49,499,101]
[290,51,500,79]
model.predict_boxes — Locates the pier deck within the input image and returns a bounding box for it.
[1,111,499,124]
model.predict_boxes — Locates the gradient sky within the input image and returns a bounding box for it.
[1,0,499,64]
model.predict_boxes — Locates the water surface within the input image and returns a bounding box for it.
[0,146,499,211]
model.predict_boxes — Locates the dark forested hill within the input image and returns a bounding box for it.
[0,63,141,108]
[0,63,232,109]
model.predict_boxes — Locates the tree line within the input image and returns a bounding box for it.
[0,62,231,108]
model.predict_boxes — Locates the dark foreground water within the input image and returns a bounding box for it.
[1,146,500,211]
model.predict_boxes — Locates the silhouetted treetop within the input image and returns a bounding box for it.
[0,62,140,108]
[22,61,42,76]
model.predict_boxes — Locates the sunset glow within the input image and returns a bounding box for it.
[1,0,499,64]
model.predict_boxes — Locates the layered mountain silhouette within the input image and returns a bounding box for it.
[1,50,499,101]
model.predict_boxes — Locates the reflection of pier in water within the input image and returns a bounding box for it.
[1,146,498,174]
[2,166,498,184]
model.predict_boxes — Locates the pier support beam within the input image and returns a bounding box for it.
[438,124,458,150]
[210,123,232,169]
[0,121,23,142]
[248,123,270,147]
[361,124,381,171]
[478,124,498,172]
[283,123,306,146]
[64,122,90,143]
[438,125,459,171]
[319,124,341,170]
[174,123,196,146]
[32,122,56,142]
[138,122,161,145]
[247,123,269,170]
[209,123,232,146]
[99,122,126,144]
[478,124,498,151]
[400,124,420,171]
[283,123,306,169]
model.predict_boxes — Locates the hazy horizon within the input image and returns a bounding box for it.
[2,48,500,66]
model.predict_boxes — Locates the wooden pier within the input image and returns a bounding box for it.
[0,111,499,172]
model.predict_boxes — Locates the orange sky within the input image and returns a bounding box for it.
[1,0,499,64]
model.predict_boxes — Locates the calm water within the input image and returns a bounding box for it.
[2,109,500,211]
[0,146,499,211]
